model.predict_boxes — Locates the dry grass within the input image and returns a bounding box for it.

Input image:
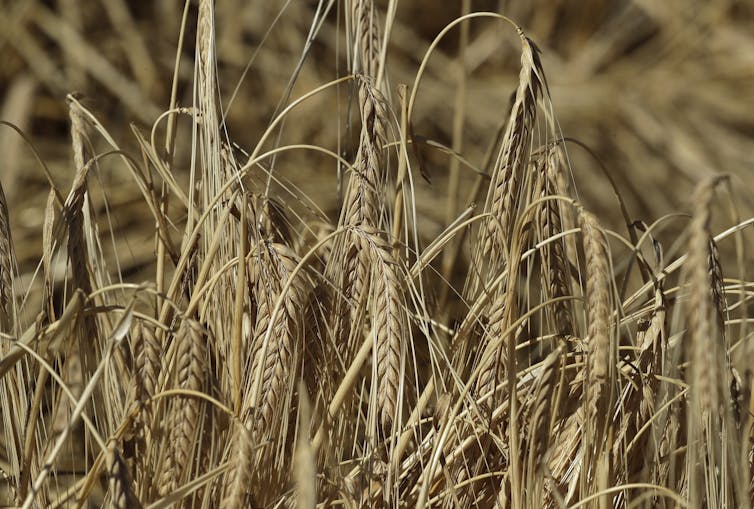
[1,1,753,508]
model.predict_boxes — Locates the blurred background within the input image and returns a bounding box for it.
[1,0,753,282]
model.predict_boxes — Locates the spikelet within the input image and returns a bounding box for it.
[524,345,565,503]
[328,78,390,379]
[0,174,22,503]
[132,320,161,466]
[474,289,508,410]
[65,98,93,297]
[686,179,722,420]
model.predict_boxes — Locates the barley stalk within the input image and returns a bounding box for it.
[295,385,316,509]
[133,320,160,469]
[525,344,564,500]
[686,179,722,419]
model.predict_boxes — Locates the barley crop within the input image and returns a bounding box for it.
[0,2,753,508]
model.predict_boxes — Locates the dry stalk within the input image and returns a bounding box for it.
[295,385,316,509]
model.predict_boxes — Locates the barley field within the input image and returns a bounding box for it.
[1,1,753,507]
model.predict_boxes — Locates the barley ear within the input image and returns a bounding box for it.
[476,33,544,284]
[350,0,381,79]
[159,318,207,496]
[0,181,14,333]
[577,205,614,505]
[221,423,254,509]
[684,176,746,506]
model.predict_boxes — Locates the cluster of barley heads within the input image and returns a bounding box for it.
[1,1,752,508]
